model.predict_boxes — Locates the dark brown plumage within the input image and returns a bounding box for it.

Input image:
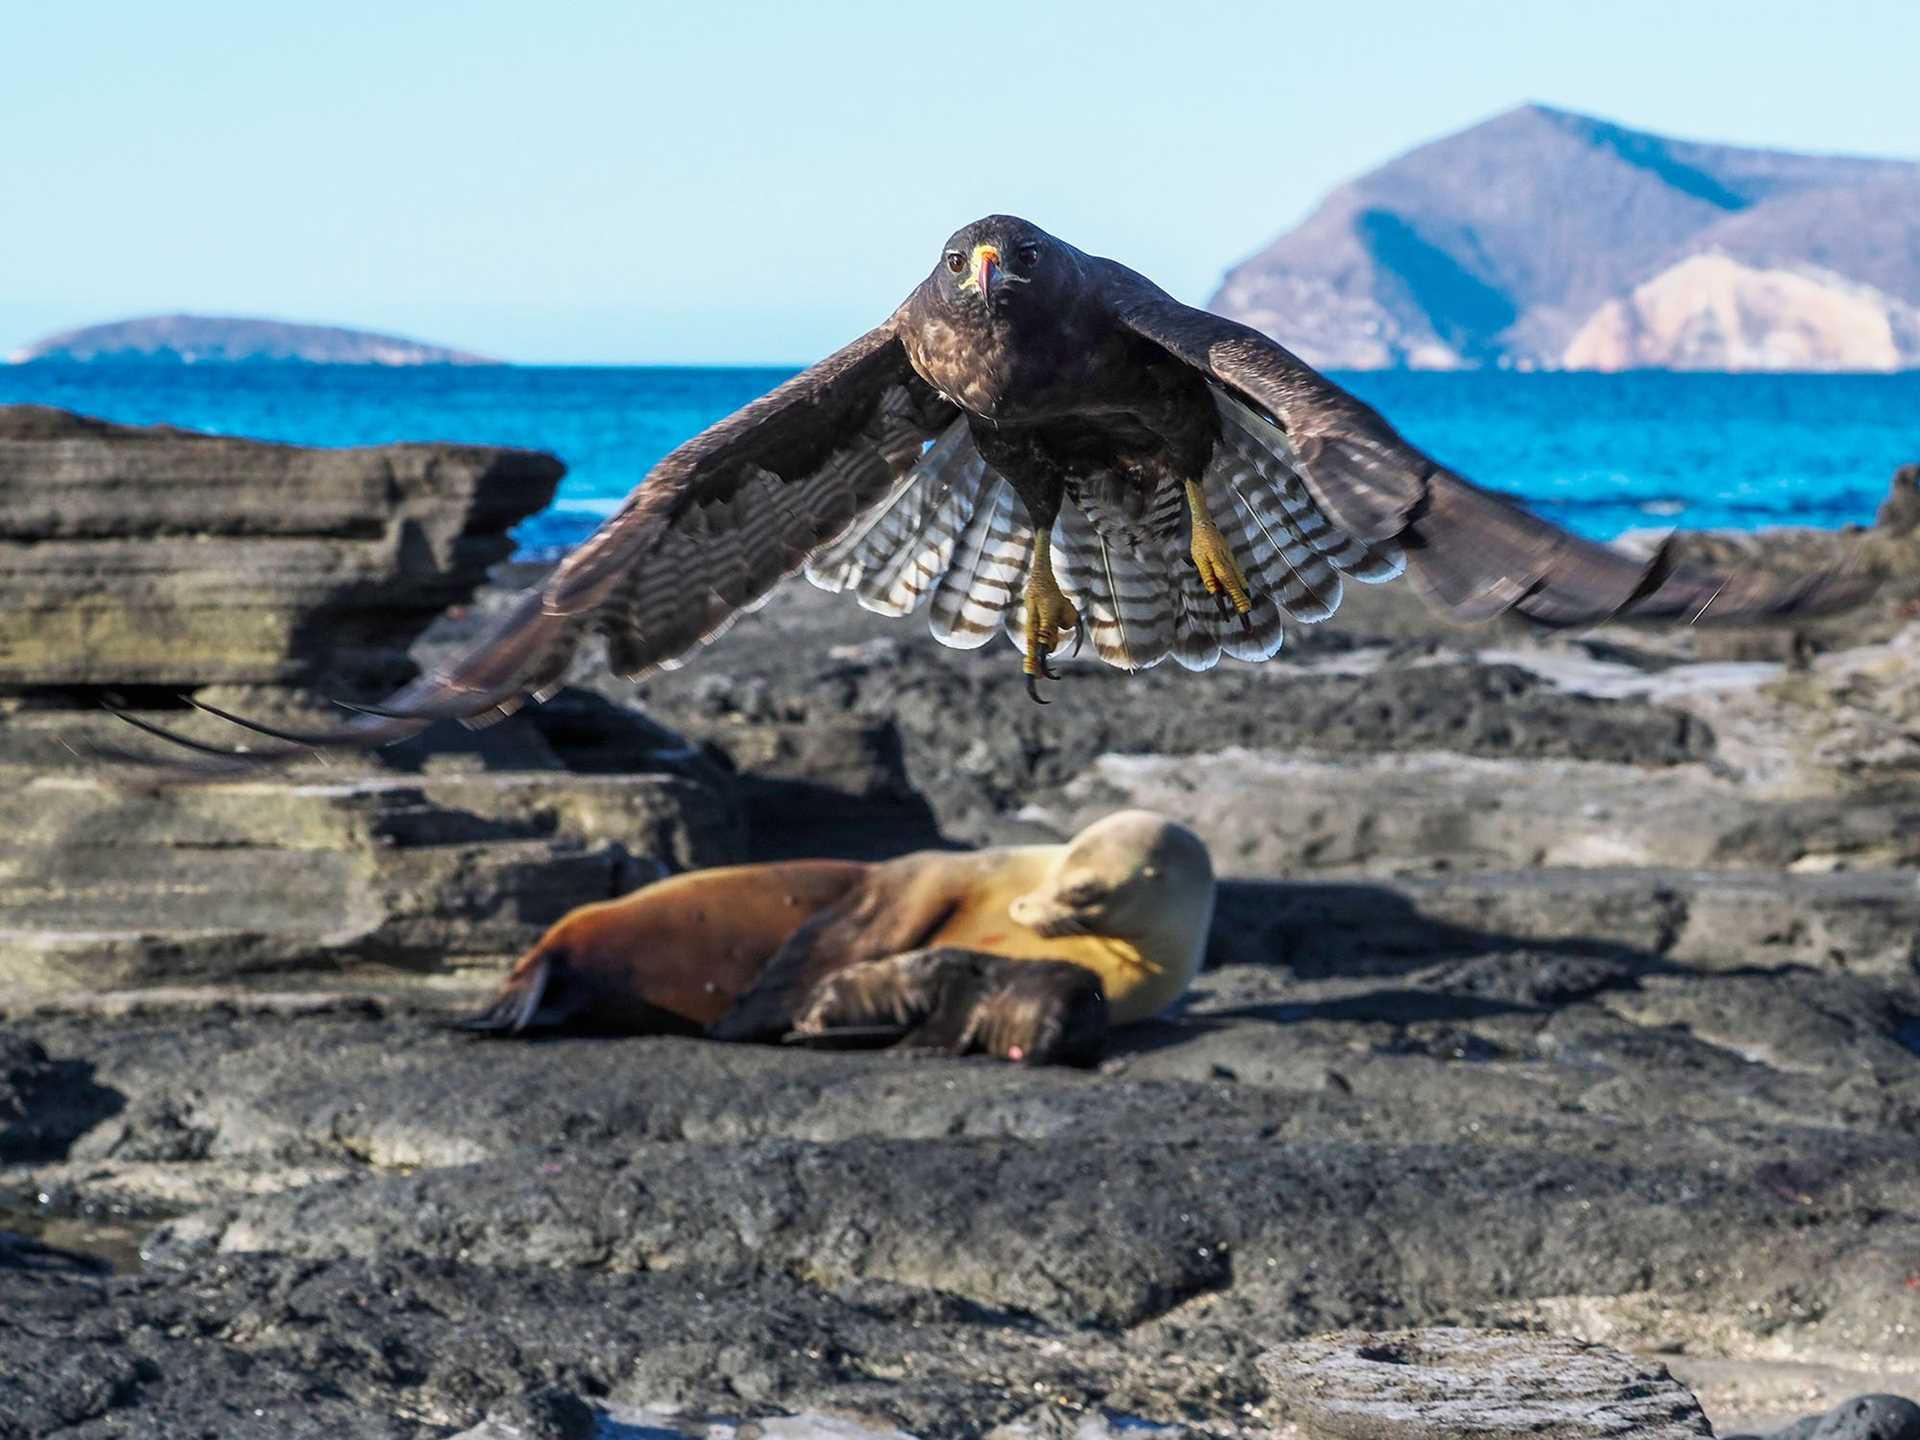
[112,214,1873,765]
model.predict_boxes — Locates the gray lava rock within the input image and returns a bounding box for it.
[1729,1394,1920,1440]
[0,410,747,995]
[0,769,741,994]
[0,404,561,689]
[479,1386,599,1440]
[4,919,1919,1434]
[1876,465,1920,536]
[1258,1328,1712,1439]
[0,1248,1209,1439]
[641,644,1719,842]
[0,1029,120,1160]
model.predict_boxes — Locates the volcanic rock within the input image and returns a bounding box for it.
[0,408,743,995]
[1729,1395,1920,1440]
[0,404,559,689]
[1257,1329,1712,1439]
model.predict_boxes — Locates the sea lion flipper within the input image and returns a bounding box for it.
[777,948,1109,1066]
[779,1024,915,1049]
[781,948,969,1049]
[711,862,957,1042]
[451,953,555,1036]
[975,959,1110,1066]
[707,923,834,1042]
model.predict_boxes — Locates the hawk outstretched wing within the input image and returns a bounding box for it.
[106,323,958,770]
[1099,260,1872,629]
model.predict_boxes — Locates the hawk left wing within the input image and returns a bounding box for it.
[1099,259,1877,629]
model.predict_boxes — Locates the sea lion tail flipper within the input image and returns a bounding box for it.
[449,953,556,1036]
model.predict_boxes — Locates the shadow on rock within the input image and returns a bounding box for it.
[1210,877,1663,977]
[0,1228,113,1279]
[0,1034,124,1163]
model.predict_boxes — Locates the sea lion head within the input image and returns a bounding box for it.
[1008,809,1214,941]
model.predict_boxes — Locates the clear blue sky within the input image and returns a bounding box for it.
[5,0,1916,364]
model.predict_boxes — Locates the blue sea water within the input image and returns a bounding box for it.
[3,364,1914,557]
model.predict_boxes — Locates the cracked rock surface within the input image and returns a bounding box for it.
[5,915,1918,1436]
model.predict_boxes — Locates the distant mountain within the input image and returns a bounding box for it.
[1209,105,1920,371]
[9,314,499,366]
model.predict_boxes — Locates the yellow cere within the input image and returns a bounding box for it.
[963,244,1001,290]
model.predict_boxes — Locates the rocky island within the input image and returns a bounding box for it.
[2,408,1918,1437]
[8,314,499,366]
[1211,104,1920,372]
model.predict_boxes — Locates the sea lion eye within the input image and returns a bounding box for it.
[1017,244,1041,268]
[944,250,965,275]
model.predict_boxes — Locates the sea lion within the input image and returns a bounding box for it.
[713,809,1216,1044]
[461,809,1214,1063]
[458,859,869,1035]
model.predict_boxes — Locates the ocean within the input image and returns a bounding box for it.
[4,364,1914,557]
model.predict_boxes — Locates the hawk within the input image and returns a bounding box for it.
[121,214,1869,763]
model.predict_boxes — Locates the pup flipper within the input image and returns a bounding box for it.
[782,948,1109,1065]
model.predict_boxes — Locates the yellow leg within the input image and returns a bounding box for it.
[1023,528,1080,702]
[1185,479,1253,615]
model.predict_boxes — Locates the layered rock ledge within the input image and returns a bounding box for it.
[0,404,563,689]
[0,406,743,991]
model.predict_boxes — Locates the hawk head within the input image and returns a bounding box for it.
[927,214,1079,322]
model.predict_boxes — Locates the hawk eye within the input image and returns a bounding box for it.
[944,250,965,275]
[1017,244,1041,268]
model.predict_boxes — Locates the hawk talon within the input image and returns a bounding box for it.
[1186,479,1255,617]
[1021,529,1080,704]
[1211,591,1255,632]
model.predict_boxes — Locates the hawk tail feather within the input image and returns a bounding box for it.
[1050,502,1172,670]
[928,471,1034,651]
[804,417,990,616]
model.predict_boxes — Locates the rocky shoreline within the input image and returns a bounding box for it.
[2,409,1918,1436]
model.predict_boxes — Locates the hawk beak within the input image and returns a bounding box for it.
[972,245,1001,310]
